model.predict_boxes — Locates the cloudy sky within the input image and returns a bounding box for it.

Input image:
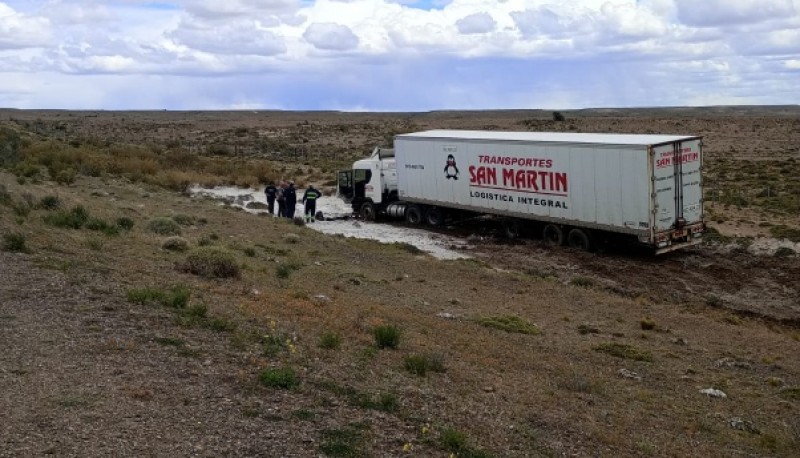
[1,0,799,110]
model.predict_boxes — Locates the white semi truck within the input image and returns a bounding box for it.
[337,130,704,254]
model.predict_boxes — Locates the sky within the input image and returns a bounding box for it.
[0,0,799,110]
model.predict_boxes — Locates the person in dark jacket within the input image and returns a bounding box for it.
[284,181,297,219]
[264,182,277,215]
[276,181,286,217]
[302,185,321,223]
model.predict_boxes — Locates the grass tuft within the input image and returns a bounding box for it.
[318,331,342,350]
[43,205,90,229]
[161,236,189,252]
[259,367,299,389]
[319,423,368,458]
[116,216,135,231]
[594,342,654,362]
[179,246,240,278]
[373,324,401,349]
[477,315,539,334]
[404,353,446,377]
[38,195,61,210]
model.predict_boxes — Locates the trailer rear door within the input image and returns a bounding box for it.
[652,139,702,233]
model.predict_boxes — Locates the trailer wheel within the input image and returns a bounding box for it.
[359,202,376,221]
[503,219,523,239]
[425,207,444,226]
[405,205,422,225]
[542,224,564,246]
[567,228,593,252]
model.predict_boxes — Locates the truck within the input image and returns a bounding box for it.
[336,130,704,254]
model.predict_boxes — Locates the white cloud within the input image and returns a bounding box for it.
[0,0,798,109]
[674,0,796,27]
[170,19,287,56]
[303,22,359,51]
[0,2,51,50]
[455,12,495,34]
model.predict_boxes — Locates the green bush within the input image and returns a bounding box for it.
[38,195,62,210]
[55,168,77,185]
[770,225,800,243]
[43,205,90,229]
[116,216,135,231]
[179,246,240,278]
[477,315,540,334]
[147,217,182,236]
[440,428,491,457]
[85,217,119,235]
[2,232,28,252]
[161,236,189,252]
[172,214,195,226]
[276,264,292,278]
[373,324,401,349]
[259,367,299,389]
[774,247,796,257]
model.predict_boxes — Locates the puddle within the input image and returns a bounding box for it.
[189,185,471,260]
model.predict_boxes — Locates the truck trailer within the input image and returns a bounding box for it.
[337,130,704,254]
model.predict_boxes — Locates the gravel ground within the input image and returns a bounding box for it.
[0,251,326,457]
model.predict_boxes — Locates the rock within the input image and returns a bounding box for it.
[483,386,495,393]
[617,369,642,381]
[349,278,362,286]
[671,337,688,346]
[293,217,305,226]
[436,312,458,320]
[729,417,760,434]
[314,261,323,266]
[352,222,361,228]
[714,357,752,370]
[245,201,269,210]
[699,388,727,399]
[250,289,261,296]
[311,294,330,305]
[315,211,324,221]
[449,298,461,305]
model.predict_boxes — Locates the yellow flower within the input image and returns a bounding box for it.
[421,424,430,435]
[402,442,412,452]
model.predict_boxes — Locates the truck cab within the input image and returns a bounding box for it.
[337,147,397,219]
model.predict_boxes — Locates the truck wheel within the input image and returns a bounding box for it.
[425,207,444,226]
[405,205,422,225]
[359,202,376,221]
[542,224,564,246]
[567,228,593,252]
[503,219,522,239]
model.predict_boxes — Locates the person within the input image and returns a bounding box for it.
[264,182,277,215]
[302,185,321,223]
[284,181,297,219]
[276,181,286,217]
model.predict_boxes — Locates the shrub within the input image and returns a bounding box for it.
[640,318,656,331]
[0,184,10,205]
[243,247,256,257]
[172,214,195,226]
[179,246,240,278]
[774,247,796,257]
[276,264,292,278]
[552,111,566,122]
[319,424,367,458]
[594,342,653,362]
[2,232,28,252]
[147,217,182,235]
[206,317,237,333]
[162,236,189,252]
[259,367,299,389]
[373,324,401,349]
[570,276,595,288]
[38,195,62,210]
[318,332,342,349]
[85,217,118,235]
[116,216,135,231]
[43,205,90,229]
[477,315,540,334]
[769,225,800,243]
[55,168,76,185]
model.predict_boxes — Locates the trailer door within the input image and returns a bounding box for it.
[652,143,679,232]
[652,140,702,233]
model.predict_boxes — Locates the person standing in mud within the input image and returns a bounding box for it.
[284,181,297,219]
[302,185,321,223]
[276,181,287,217]
[264,182,277,215]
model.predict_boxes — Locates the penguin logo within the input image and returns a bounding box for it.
[444,154,459,180]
